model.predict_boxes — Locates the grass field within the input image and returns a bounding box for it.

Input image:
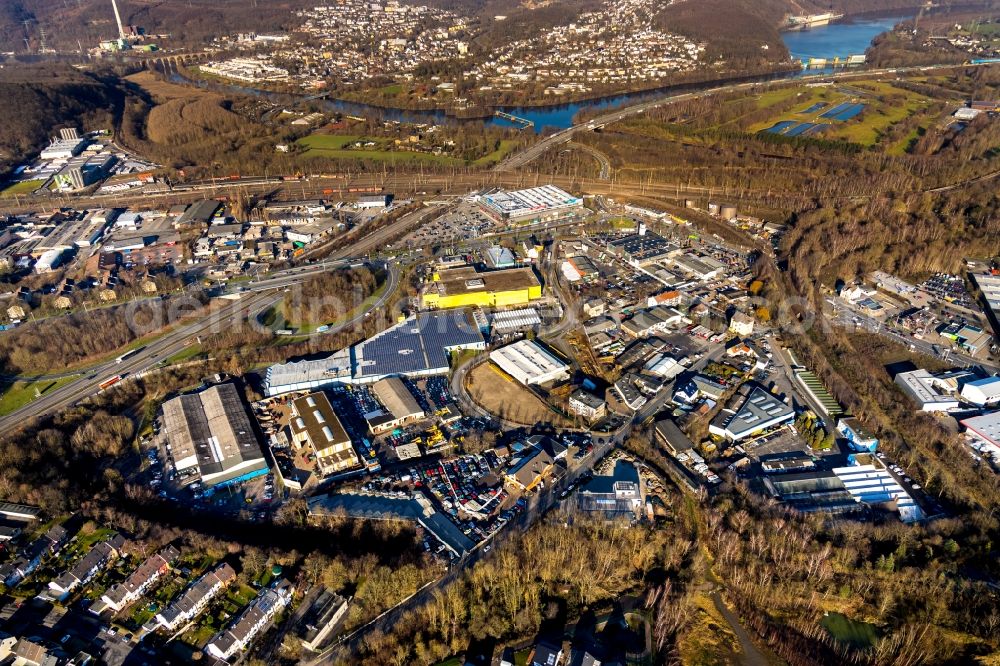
[745,80,933,147]
[0,179,43,197]
[466,363,571,426]
[163,344,204,366]
[298,134,366,150]
[0,375,79,416]
[472,139,518,166]
[298,134,463,165]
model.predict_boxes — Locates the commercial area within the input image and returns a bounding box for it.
[489,339,571,386]
[420,265,542,309]
[160,383,268,488]
[264,309,486,395]
[477,185,584,226]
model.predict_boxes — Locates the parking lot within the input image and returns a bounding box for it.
[398,201,497,248]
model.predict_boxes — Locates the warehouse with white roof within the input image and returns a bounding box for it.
[490,339,570,386]
[478,185,584,225]
[961,376,1000,407]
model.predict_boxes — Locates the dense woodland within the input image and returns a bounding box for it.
[0,0,319,52]
[279,266,380,326]
[0,64,127,179]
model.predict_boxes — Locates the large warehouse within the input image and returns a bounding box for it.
[478,185,584,226]
[161,383,267,488]
[961,411,1000,449]
[354,310,486,380]
[263,311,486,395]
[709,385,794,442]
[960,376,1000,407]
[490,339,570,386]
[367,377,426,434]
[421,265,542,310]
[289,393,360,475]
[894,368,966,412]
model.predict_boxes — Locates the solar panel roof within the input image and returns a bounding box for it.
[355,310,484,378]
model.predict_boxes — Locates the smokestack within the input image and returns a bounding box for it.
[111,0,126,40]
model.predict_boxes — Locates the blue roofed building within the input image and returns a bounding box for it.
[837,417,878,453]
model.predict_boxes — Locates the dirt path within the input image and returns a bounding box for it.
[710,590,774,666]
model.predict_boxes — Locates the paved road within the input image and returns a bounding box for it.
[566,141,611,180]
[0,259,403,432]
[826,297,999,372]
[494,61,994,173]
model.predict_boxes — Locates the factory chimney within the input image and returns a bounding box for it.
[110,0,126,40]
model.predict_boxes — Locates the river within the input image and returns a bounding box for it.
[782,14,913,64]
[171,12,912,133]
[487,12,913,131]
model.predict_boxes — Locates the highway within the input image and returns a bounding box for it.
[0,201,431,432]
[493,61,990,172]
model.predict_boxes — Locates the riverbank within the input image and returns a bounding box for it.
[168,62,806,133]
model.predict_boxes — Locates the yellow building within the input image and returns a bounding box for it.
[421,265,542,310]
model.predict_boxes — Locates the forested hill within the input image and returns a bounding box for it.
[0,65,126,179]
[0,0,319,53]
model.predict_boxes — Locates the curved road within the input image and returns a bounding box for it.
[494,61,996,172]
[0,199,442,430]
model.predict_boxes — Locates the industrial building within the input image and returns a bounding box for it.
[577,460,643,515]
[671,252,726,281]
[837,417,879,453]
[289,393,360,475]
[894,368,969,412]
[974,272,1000,321]
[263,348,354,396]
[621,305,688,338]
[961,411,1000,449]
[206,580,294,660]
[154,563,236,632]
[40,137,87,160]
[354,310,486,380]
[709,385,794,442]
[160,383,268,488]
[477,185,584,225]
[263,311,485,395]
[644,353,685,380]
[307,493,475,557]
[367,377,426,434]
[489,308,542,337]
[960,376,1000,407]
[175,200,222,226]
[567,389,607,421]
[561,255,600,282]
[764,463,923,522]
[654,418,695,456]
[490,339,570,386]
[485,245,518,268]
[421,265,542,309]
